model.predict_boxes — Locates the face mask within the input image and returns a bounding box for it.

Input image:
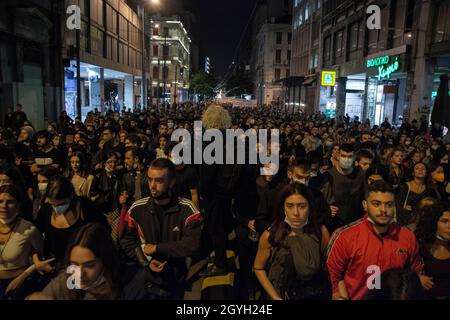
[339,157,354,170]
[326,142,334,147]
[168,122,174,129]
[436,234,449,242]
[284,216,308,230]
[432,145,439,151]
[114,116,120,121]
[139,117,145,121]
[0,212,19,225]
[293,177,309,186]
[38,183,48,194]
[433,172,445,183]
[47,127,54,132]
[52,199,72,215]
[81,270,107,291]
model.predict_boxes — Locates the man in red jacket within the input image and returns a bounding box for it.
[326,180,424,300]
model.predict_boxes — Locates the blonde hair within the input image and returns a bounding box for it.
[201,104,232,130]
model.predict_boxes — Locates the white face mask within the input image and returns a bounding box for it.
[436,234,449,242]
[81,270,107,291]
[38,183,48,194]
[0,212,20,225]
[339,157,354,170]
[284,216,308,230]
[52,199,72,215]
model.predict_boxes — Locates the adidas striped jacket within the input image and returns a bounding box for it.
[120,196,203,267]
[326,215,423,300]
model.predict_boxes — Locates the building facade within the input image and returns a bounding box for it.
[150,15,191,108]
[63,0,148,119]
[255,23,292,106]
[287,0,450,124]
[0,0,65,130]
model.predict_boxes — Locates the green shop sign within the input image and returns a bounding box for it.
[367,55,400,81]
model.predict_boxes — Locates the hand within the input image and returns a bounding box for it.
[248,219,256,232]
[119,192,128,205]
[330,205,339,217]
[149,259,166,273]
[419,275,434,290]
[5,273,28,295]
[144,244,157,256]
[35,258,56,274]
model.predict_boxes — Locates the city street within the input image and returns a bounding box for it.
[0,0,449,305]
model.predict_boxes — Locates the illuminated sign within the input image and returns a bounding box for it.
[367,55,400,81]
[432,91,450,98]
[321,71,336,86]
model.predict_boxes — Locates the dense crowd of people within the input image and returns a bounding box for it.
[0,102,448,300]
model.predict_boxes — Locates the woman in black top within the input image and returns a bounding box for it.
[396,162,432,226]
[35,175,109,271]
[415,204,450,300]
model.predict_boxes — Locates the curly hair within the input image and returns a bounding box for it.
[201,104,232,130]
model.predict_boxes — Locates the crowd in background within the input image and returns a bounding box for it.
[0,102,448,300]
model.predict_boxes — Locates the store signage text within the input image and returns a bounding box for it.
[367,56,400,81]
[321,71,336,87]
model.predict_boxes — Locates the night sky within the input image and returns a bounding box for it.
[190,0,258,78]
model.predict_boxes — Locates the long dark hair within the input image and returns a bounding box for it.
[268,183,321,248]
[66,151,90,179]
[65,223,121,298]
[415,202,447,253]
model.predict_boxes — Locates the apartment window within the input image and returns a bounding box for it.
[275,69,281,81]
[288,32,292,45]
[335,30,344,57]
[276,32,282,44]
[286,69,290,78]
[433,3,450,43]
[287,50,291,62]
[317,0,321,10]
[323,36,331,62]
[153,45,158,57]
[276,50,282,63]
[310,49,318,68]
[349,21,363,51]
[153,66,159,79]
[305,4,310,20]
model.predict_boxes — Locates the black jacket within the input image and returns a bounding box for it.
[120,169,149,205]
[90,170,121,213]
[120,196,202,283]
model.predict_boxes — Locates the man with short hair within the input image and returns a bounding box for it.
[355,149,374,172]
[326,180,424,300]
[328,143,365,224]
[120,158,202,300]
[120,147,149,205]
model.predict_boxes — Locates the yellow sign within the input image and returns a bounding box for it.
[321,71,336,87]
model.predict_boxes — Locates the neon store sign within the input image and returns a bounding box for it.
[367,55,400,80]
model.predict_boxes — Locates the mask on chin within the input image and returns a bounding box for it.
[0,212,20,225]
[284,216,308,230]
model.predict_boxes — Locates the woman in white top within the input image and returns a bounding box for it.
[66,152,94,198]
[0,184,53,300]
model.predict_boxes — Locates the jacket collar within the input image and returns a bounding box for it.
[147,196,180,214]
[363,214,400,239]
